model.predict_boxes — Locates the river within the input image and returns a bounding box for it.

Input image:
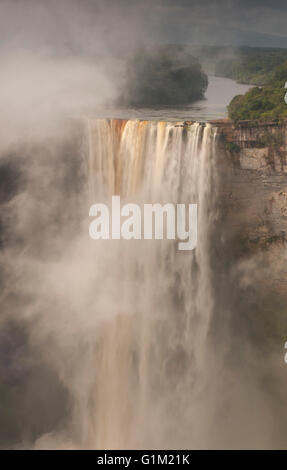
[100,75,252,122]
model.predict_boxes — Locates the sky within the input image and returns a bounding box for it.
[1,0,287,56]
[153,0,287,47]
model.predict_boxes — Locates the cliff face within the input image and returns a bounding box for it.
[214,120,287,295]
[219,120,287,171]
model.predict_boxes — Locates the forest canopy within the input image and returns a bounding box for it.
[215,47,287,86]
[228,61,287,122]
[120,46,208,107]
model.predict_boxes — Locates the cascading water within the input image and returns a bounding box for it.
[82,119,219,449]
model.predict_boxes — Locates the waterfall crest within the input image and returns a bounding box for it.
[84,118,219,449]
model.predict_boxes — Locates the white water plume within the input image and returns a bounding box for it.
[76,119,220,449]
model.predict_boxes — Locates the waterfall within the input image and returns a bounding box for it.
[82,119,219,449]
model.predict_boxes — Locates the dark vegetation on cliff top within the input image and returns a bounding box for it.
[119,46,208,107]
[215,47,287,86]
[228,61,287,122]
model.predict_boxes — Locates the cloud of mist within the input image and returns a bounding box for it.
[0,0,158,151]
[0,52,118,152]
[0,2,123,446]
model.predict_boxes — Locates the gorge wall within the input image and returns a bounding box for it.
[216,119,287,270]
[210,119,287,351]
